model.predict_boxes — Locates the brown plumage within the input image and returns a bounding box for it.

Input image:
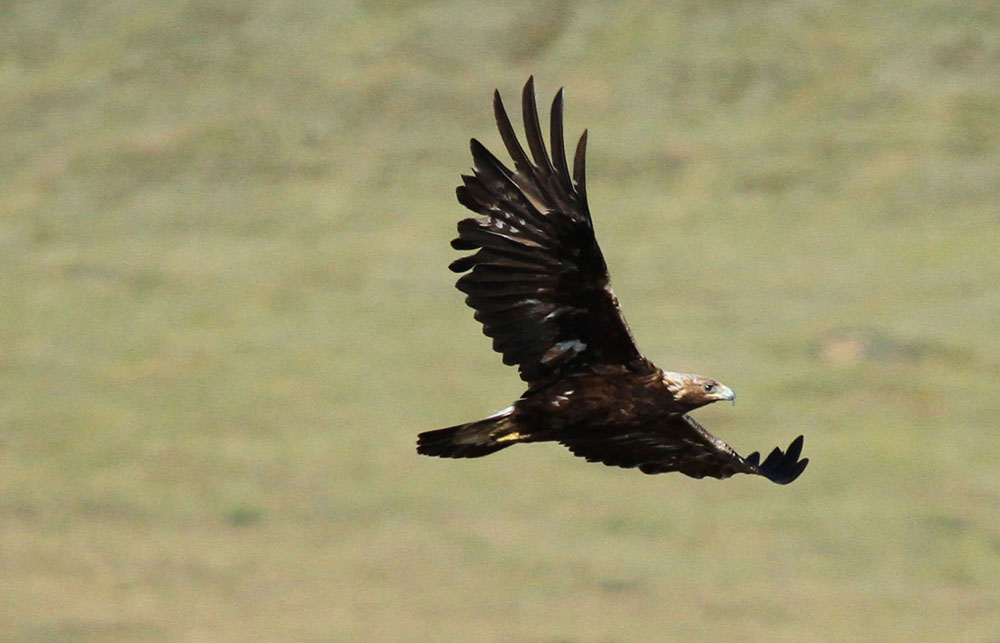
[417,78,808,484]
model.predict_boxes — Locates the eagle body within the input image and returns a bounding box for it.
[417,78,808,484]
[513,368,722,431]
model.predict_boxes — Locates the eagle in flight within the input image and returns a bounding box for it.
[417,78,808,484]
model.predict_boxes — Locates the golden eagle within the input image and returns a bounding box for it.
[417,78,808,484]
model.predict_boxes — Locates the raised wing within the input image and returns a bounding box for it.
[451,77,648,385]
[560,415,808,484]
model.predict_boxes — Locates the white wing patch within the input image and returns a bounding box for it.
[540,339,587,366]
[551,388,575,409]
[485,405,515,419]
[557,339,586,353]
[542,306,585,322]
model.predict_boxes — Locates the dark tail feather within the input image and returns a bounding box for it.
[417,412,521,459]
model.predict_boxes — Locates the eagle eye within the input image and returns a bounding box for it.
[703,383,715,393]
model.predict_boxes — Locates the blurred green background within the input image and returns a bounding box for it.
[2,1,999,640]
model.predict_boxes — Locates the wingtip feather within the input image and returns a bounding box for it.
[758,435,809,485]
[573,129,588,197]
[521,75,554,173]
[549,88,573,192]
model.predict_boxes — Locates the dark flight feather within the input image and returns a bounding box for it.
[451,78,646,385]
[549,89,574,194]
[561,415,807,484]
[418,78,809,485]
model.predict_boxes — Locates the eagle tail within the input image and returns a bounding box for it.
[417,408,523,458]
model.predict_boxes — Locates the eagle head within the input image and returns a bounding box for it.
[662,372,736,410]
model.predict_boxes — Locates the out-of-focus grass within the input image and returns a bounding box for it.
[2,1,999,640]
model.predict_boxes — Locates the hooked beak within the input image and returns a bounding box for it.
[717,385,736,404]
